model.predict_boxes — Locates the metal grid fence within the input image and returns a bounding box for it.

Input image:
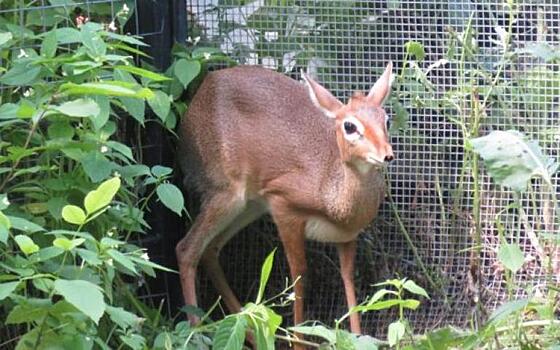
[187,0,560,336]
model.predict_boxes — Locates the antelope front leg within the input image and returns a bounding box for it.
[270,203,307,349]
[337,240,361,334]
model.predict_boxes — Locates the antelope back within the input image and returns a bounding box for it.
[178,64,394,195]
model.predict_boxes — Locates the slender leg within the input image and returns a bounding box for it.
[269,201,307,350]
[337,240,361,334]
[175,191,244,325]
[201,203,266,313]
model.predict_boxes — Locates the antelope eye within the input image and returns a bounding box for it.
[344,121,358,134]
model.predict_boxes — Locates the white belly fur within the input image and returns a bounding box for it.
[304,217,359,243]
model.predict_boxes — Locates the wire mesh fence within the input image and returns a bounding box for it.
[186,0,560,337]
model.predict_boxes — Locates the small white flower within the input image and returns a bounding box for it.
[23,88,33,97]
[122,4,130,14]
[17,49,28,59]
[107,258,114,266]
[264,31,278,42]
[141,252,150,260]
[193,36,201,45]
[286,292,296,301]
[108,21,117,32]
[203,52,211,60]
[2,196,9,207]
[100,145,109,153]
[186,36,192,43]
[113,171,121,178]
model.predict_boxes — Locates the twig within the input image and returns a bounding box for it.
[275,334,321,349]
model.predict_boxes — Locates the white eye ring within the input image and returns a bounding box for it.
[341,116,365,142]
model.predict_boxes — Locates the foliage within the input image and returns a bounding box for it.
[0,3,217,348]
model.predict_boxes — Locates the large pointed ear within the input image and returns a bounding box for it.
[367,62,394,106]
[302,73,343,118]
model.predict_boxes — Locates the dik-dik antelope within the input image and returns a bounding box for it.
[176,63,394,344]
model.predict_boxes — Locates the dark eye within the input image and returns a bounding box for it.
[386,119,391,130]
[344,121,357,134]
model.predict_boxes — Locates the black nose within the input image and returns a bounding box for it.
[384,155,394,162]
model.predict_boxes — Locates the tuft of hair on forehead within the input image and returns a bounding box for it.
[348,91,370,109]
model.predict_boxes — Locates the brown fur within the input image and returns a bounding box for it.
[176,64,394,347]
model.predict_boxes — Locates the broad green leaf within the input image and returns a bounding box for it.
[388,321,405,347]
[0,211,10,244]
[256,249,276,304]
[120,96,145,124]
[106,141,134,161]
[53,237,85,251]
[336,329,357,349]
[174,59,201,88]
[6,299,51,324]
[60,82,154,99]
[0,103,18,120]
[8,216,44,233]
[0,281,19,300]
[213,315,248,350]
[0,32,13,47]
[156,183,184,216]
[470,130,556,192]
[81,151,116,183]
[81,27,107,58]
[0,62,41,86]
[61,205,86,225]
[402,280,430,299]
[41,30,57,58]
[84,177,121,215]
[48,121,74,139]
[487,299,529,325]
[289,325,336,344]
[151,165,172,178]
[355,335,381,350]
[54,279,105,324]
[106,305,142,330]
[31,246,64,263]
[498,243,525,273]
[147,90,171,121]
[120,334,146,350]
[14,235,39,255]
[53,98,100,117]
[365,289,394,306]
[353,299,403,312]
[107,249,138,275]
[402,299,421,310]
[102,31,148,47]
[76,248,102,266]
[115,65,170,82]
[54,27,81,44]
[405,41,425,61]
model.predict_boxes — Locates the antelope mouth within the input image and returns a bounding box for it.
[365,155,385,167]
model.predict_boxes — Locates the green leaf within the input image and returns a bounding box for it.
[151,165,172,178]
[53,237,85,251]
[76,248,102,266]
[405,41,425,61]
[498,243,525,273]
[107,249,138,275]
[54,279,105,324]
[0,103,18,120]
[120,96,145,124]
[120,334,146,350]
[84,177,121,215]
[14,235,39,255]
[6,299,51,324]
[213,315,248,350]
[0,211,11,244]
[81,152,115,183]
[61,205,87,225]
[289,325,336,344]
[0,281,19,300]
[156,183,184,216]
[147,90,171,121]
[54,27,81,44]
[256,249,275,304]
[81,27,107,58]
[54,98,100,118]
[174,59,201,88]
[8,216,45,233]
[335,329,357,349]
[115,65,171,82]
[402,280,430,299]
[91,96,110,130]
[106,305,142,330]
[487,299,529,325]
[60,82,154,99]
[0,32,13,47]
[469,130,556,192]
[41,30,58,58]
[0,62,41,86]
[388,321,405,347]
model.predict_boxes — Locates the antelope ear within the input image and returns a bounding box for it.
[367,62,394,106]
[302,73,343,118]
